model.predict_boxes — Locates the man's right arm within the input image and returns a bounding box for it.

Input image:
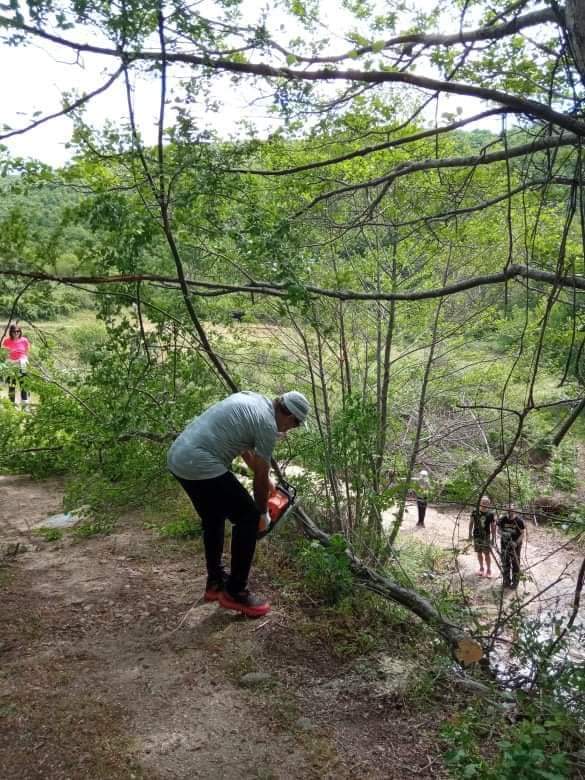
[252,457,271,517]
[241,450,257,471]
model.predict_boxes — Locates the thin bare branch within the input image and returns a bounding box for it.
[227,109,507,177]
[298,133,579,214]
[0,66,124,141]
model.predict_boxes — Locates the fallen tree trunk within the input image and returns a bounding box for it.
[293,503,483,666]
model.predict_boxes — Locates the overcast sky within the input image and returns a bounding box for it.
[1,2,499,167]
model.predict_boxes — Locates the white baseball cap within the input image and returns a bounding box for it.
[281,391,310,424]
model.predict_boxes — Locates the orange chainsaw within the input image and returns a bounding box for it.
[257,479,297,540]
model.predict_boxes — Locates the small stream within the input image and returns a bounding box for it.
[490,607,584,692]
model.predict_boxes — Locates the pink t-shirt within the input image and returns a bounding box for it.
[2,336,30,362]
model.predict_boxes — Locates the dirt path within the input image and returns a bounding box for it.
[0,476,450,780]
[387,502,584,662]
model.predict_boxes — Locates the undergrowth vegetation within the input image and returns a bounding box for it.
[442,696,581,779]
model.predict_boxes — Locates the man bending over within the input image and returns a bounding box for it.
[167,390,309,617]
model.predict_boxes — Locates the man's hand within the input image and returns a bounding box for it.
[258,512,271,534]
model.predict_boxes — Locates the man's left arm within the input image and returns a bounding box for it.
[515,518,525,551]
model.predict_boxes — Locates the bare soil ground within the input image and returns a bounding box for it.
[1,475,453,780]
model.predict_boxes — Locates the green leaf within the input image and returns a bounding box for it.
[348,32,369,47]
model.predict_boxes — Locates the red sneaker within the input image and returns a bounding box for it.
[218,589,271,618]
[204,581,224,602]
[204,570,229,602]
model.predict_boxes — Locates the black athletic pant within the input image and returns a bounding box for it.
[6,371,28,403]
[501,541,520,586]
[173,471,259,594]
[416,494,427,526]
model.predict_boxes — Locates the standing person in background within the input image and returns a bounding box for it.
[167,390,310,618]
[1,323,30,408]
[497,506,525,589]
[415,469,431,527]
[468,496,497,577]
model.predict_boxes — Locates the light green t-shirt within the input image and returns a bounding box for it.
[167,391,277,480]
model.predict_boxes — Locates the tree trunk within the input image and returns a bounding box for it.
[566,0,585,89]
[551,396,585,447]
[388,273,446,545]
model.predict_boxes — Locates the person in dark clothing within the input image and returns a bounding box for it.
[497,507,525,588]
[167,390,310,618]
[415,469,430,527]
[468,495,496,577]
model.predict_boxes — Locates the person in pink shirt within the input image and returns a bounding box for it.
[2,323,31,406]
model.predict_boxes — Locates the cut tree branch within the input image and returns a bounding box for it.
[295,504,483,664]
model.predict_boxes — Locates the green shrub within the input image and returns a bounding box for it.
[33,527,63,542]
[442,703,574,779]
[440,467,475,503]
[500,465,538,507]
[550,445,577,492]
[495,718,570,779]
[156,517,202,540]
[67,322,108,364]
[299,534,354,605]
[439,458,539,509]
[72,516,115,538]
[441,706,487,778]
[565,505,585,533]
